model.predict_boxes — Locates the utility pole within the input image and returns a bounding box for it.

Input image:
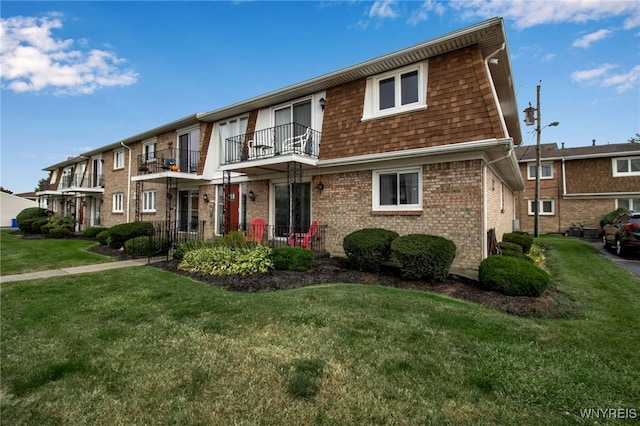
[523,83,559,238]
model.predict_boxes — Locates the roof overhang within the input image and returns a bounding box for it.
[196,17,521,145]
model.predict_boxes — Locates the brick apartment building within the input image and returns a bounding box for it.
[514,141,640,234]
[39,17,525,273]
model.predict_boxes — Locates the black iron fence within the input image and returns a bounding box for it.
[225,122,321,164]
[136,148,200,175]
[228,223,327,251]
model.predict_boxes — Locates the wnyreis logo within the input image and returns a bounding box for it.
[580,408,637,419]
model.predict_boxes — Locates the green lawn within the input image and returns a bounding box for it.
[0,229,113,275]
[1,236,639,425]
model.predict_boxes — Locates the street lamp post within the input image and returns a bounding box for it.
[523,83,559,238]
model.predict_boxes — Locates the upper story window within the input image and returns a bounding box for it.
[613,156,640,177]
[114,149,125,169]
[372,167,422,211]
[142,139,156,162]
[527,162,553,180]
[363,61,428,121]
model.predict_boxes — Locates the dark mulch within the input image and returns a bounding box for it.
[89,244,577,319]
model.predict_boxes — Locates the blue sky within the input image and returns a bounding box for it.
[1,0,639,194]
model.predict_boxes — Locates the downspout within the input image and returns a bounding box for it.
[480,43,509,261]
[121,141,132,223]
[482,141,513,260]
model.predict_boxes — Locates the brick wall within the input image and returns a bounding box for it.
[320,46,505,160]
[312,159,485,270]
[565,157,640,193]
[485,166,516,242]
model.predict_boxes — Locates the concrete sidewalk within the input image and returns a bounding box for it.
[0,259,151,283]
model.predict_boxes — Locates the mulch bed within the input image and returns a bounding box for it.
[88,245,577,319]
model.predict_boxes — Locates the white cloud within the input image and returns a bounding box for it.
[0,13,138,95]
[408,0,446,26]
[571,63,639,93]
[447,0,640,29]
[573,29,612,48]
[602,64,640,93]
[369,0,398,19]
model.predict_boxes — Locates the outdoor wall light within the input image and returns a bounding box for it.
[317,181,324,191]
[203,193,209,203]
[248,190,256,202]
[319,97,326,111]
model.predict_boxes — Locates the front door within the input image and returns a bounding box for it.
[274,182,310,237]
[179,190,199,232]
[217,184,240,234]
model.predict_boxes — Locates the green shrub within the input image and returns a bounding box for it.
[16,207,49,233]
[343,228,399,272]
[172,239,219,260]
[219,231,254,249]
[600,207,628,229]
[502,232,534,254]
[497,241,524,258]
[48,227,71,238]
[390,234,456,282]
[478,255,549,297]
[271,247,314,271]
[124,236,171,257]
[107,221,154,249]
[83,227,107,238]
[96,230,110,246]
[40,216,75,235]
[178,245,274,276]
[18,217,50,234]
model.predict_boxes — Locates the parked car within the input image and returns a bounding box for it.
[602,211,640,256]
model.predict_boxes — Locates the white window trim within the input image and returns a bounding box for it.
[612,156,640,177]
[113,193,124,213]
[362,61,428,121]
[527,162,554,180]
[114,149,125,170]
[372,167,423,211]
[142,190,156,213]
[528,199,555,216]
[142,138,157,163]
[615,198,640,210]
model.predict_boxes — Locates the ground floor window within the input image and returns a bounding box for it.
[616,197,640,210]
[142,190,156,213]
[113,193,124,212]
[372,167,421,211]
[528,199,555,215]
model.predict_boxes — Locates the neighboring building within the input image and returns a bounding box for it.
[514,141,640,234]
[39,17,525,273]
[0,192,38,227]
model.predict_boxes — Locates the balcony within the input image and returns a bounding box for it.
[135,148,203,183]
[222,123,321,174]
[59,174,104,193]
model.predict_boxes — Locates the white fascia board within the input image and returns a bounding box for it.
[563,192,640,199]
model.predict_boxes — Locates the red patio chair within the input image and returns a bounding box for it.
[287,220,319,249]
[245,218,266,244]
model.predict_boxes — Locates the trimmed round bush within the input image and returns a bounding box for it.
[390,234,456,282]
[16,207,49,233]
[343,228,399,272]
[96,230,110,246]
[107,221,153,249]
[124,236,171,257]
[83,227,107,238]
[478,255,550,297]
[271,246,314,271]
[497,241,524,258]
[502,232,534,254]
[49,227,70,238]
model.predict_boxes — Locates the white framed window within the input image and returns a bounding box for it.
[528,199,555,215]
[114,149,125,169]
[616,198,640,210]
[142,140,156,162]
[527,162,553,180]
[372,167,422,211]
[613,157,640,177]
[362,61,428,120]
[142,190,156,213]
[113,193,124,213]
